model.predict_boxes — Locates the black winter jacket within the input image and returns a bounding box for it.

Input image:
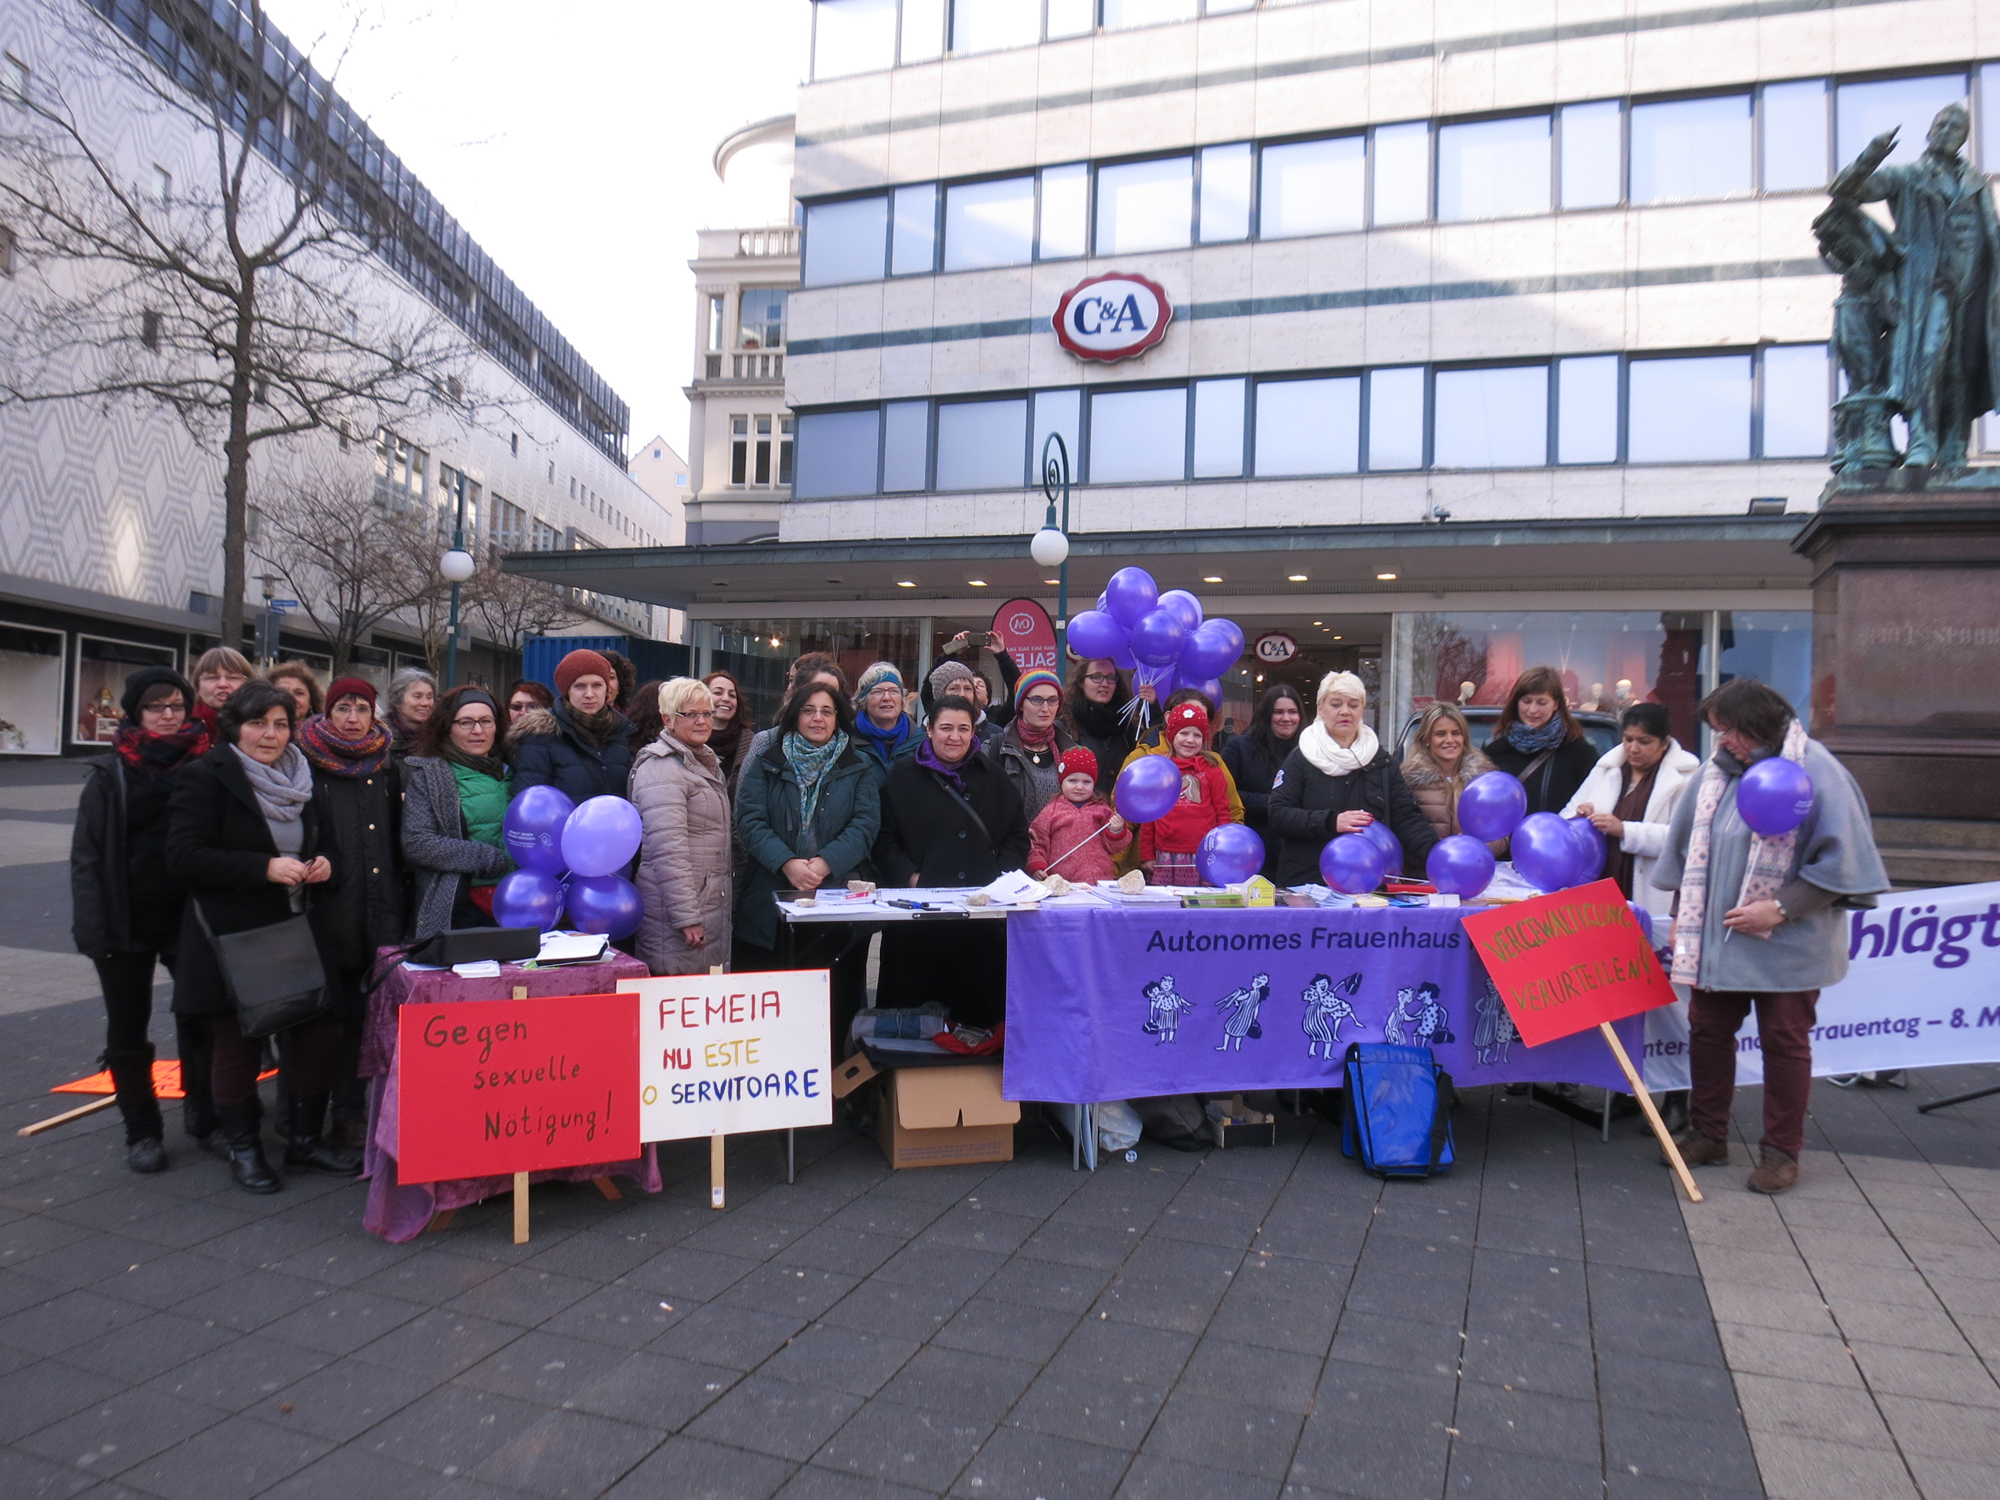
[510,702,637,806]
[308,762,407,974]
[1483,733,1599,819]
[165,750,322,1017]
[1221,734,1297,878]
[71,756,186,957]
[1266,744,1438,888]
[874,753,1031,889]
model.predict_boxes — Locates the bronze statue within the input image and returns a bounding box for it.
[1822,104,2000,470]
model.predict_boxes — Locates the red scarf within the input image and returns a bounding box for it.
[296,713,394,777]
[1015,718,1058,753]
[113,721,210,776]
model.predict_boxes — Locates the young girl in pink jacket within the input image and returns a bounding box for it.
[1027,748,1131,884]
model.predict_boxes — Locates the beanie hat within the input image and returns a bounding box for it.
[325,676,377,710]
[1166,700,1210,740]
[120,666,196,723]
[1058,746,1098,782]
[928,660,976,698]
[554,649,615,697]
[856,661,904,698]
[1013,669,1063,710]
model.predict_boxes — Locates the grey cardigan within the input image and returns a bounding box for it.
[400,756,509,940]
[1651,738,1888,993]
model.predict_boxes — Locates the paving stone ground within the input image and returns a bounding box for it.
[2,761,1996,1499]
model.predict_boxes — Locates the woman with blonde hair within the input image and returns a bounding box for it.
[1401,702,1497,843]
[1268,671,1435,889]
[631,678,733,975]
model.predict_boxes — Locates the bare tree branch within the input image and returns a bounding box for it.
[467,562,585,660]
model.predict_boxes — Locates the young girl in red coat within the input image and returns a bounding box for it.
[1139,700,1236,886]
[1027,748,1131,885]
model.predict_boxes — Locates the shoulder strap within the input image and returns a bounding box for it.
[932,771,994,848]
[1516,747,1557,786]
[1423,1065,1454,1177]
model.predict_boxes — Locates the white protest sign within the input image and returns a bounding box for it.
[620,970,832,1141]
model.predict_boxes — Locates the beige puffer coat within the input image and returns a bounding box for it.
[629,732,733,976]
[1400,744,1497,842]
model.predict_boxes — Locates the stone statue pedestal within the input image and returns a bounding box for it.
[1794,471,2000,825]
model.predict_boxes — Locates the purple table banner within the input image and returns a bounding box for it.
[1003,904,1640,1102]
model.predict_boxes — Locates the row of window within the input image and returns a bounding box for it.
[802,67,1997,286]
[371,429,655,551]
[732,415,798,488]
[813,0,1266,80]
[791,346,1832,497]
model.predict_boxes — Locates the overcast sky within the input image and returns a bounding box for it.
[265,0,813,457]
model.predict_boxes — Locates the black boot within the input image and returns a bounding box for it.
[106,1046,166,1174]
[283,1092,361,1176]
[175,1016,223,1155]
[217,1099,280,1194]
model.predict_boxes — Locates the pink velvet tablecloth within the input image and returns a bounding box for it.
[359,952,661,1242]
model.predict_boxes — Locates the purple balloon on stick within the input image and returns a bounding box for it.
[1320,834,1387,895]
[504,785,575,873]
[1737,757,1814,836]
[491,868,565,930]
[562,796,643,878]
[565,874,642,939]
[1511,812,1579,891]
[1458,771,1528,842]
[1103,567,1159,629]
[1115,755,1183,824]
[1197,824,1265,886]
[1426,835,1496,897]
[1066,609,1127,662]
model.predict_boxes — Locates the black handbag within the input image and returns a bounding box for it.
[406,926,541,967]
[192,899,330,1038]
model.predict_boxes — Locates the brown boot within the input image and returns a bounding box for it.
[1661,1128,1729,1168]
[1747,1148,1799,1195]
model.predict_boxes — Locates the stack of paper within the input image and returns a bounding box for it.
[535,931,611,965]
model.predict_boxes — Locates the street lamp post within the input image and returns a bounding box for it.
[1032,433,1072,663]
[440,469,475,686]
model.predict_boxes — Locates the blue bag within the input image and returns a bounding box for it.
[1341,1042,1454,1178]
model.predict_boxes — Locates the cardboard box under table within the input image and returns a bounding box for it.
[834,1048,1020,1169]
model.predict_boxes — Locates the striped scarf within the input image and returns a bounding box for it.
[1670,719,1808,985]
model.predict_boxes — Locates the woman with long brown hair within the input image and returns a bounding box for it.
[703,670,750,781]
[1401,702,1497,842]
[1482,666,1599,818]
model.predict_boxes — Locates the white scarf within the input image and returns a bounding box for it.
[1298,720,1379,777]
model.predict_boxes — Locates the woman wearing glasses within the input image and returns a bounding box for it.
[631,678,733,975]
[992,669,1074,821]
[1060,658,1135,796]
[401,686,513,939]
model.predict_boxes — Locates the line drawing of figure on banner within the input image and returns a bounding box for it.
[1301,972,1363,1058]
[1384,987,1416,1045]
[1412,982,1453,1046]
[1215,972,1270,1051]
[1141,975,1195,1044]
[1472,976,1518,1066]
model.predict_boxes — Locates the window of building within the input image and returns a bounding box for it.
[491,495,526,562]
[1434,365,1549,469]
[1630,94,1752,204]
[1089,388,1187,483]
[1032,388,1081,475]
[1761,344,1829,458]
[1438,115,1551,221]
[0,224,17,278]
[1197,143,1252,243]
[1255,377,1360,476]
[1366,367,1425,470]
[1103,0,1198,29]
[731,415,790,485]
[1260,136,1364,239]
[1984,65,2000,171]
[1191,378,1246,477]
[1037,163,1089,259]
[375,429,428,509]
[935,398,1027,489]
[1,54,27,104]
[1556,355,1620,464]
[738,288,787,349]
[1372,121,1430,226]
[883,399,930,490]
[952,0,1040,54]
[814,0,898,79]
[891,183,938,274]
[1627,353,1752,462]
[1560,101,1622,208]
[1762,79,1828,191]
[1836,72,1967,167]
[1046,0,1094,36]
[152,165,172,204]
[900,0,947,61]
[139,309,160,350]
[803,195,888,286]
[794,409,881,497]
[1096,155,1193,255]
[944,175,1036,270]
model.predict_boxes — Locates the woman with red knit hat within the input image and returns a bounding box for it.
[1138,700,1238,886]
[1026,746,1130,886]
[992,668,1073,821]
[510,647,637,805]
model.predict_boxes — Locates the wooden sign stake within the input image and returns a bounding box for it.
[16,1095,117,1137]
[1599,1022,1702,1204]
[512,1171,531,1243]
[708,963,727,1210]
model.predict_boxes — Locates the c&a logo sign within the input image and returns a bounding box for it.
[1053,272,1173,363]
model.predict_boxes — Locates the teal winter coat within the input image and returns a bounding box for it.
[732,737,882,949]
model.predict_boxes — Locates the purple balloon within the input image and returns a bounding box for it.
[1066,609,1127,662]
[1566,816,1607,881]
[491,869,565,931]
[1184,677,1223,709]
[1320,834,1387,895]
[1356,819,1403,877]
[1178,619,1241,679]
[1156,589,1203,633]
[1207,618,1246,660]
[1197,824,1265,886]
[1512,812,1580,891]
[1458,771,1528,842]
[1103,567,1159,629]
[1115,755,1183,824]
[1108,639,1137,671]
[1128,608,1189,668]
[1737,757,1814,836]
[561,795,644,878]
[565,873,642,939]
[504,785,575,873]
[1426,834,1497,897]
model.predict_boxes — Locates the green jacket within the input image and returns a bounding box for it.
[451,761,513,888]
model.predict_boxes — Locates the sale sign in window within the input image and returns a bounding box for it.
[396,992,640,1183]
[622,969,832,1142]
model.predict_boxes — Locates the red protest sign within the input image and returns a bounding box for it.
[397,993,639,1184]
[1460,879,1678,1046]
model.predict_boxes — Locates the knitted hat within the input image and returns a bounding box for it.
[928,659,976,698]
[1057,746,1098,782]
[325,676,377,710]
[1014,669,1064,710]
[119,666,196,722]
[554,649,615,696]
[856,661,904,698]
[1166,699,1210,739]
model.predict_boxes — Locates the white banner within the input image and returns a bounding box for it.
[1640,882,2000,1087]
[622,970,832,1141]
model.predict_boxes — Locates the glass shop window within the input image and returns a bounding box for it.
[1438,114,1551,221]
[814,0,897,79]
[802,195,888,286]
[1556,355,1620,465]
[1089,388,1187,483]
[1560,101,1622,209]
[935,398,1028,490]
[891,183,938,275]
[1255,377,1360,476]
[738,288,787,349]
[944,175,1036,271]
[1038,164,1089,259]
[1260,136,1364,239]
[1096,156,1194,255]
[793,409,882,497]
[1433,365,1549,469]
[1628,354,1752,462]
[1630,94,1752,204]
[1762,79,1829,191]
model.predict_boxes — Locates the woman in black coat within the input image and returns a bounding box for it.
[1221,683,1305,879]
[70,667,212,1172]
[167,682,354,1193]
[1268,672,1437,889]
[510,648,637,804]
[297,676,406,1150]
[1482,666,1600,820]
[873,699,1032,1027]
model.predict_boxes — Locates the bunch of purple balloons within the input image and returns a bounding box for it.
[1064,567,1245,714]
[489,787,645,939]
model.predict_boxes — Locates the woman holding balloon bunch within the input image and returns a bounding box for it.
[631,677,733,975]
[1269,672,1437,890]
[402,686,514,939]
[1651,679,1886,1195]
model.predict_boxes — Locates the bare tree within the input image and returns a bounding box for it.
[0,0,477,648]
[468,561,583,664]
[249,460,440,675]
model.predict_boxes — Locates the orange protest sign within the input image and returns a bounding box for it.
[1460,878,1678,1047]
